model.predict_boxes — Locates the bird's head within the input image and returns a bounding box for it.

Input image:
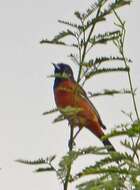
[52,63,74,80]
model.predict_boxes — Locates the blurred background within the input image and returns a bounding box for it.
[0,1,139,189]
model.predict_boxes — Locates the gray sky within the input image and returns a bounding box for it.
[0,1,140,189]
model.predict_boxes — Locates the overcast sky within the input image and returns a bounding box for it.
[0,1,140,190]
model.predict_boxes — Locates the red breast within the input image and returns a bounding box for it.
[54,80,104,138]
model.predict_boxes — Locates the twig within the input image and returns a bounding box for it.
[63,125,74,190]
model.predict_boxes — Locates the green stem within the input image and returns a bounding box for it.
[113,8,140,179]
[77,4,102,83]
[123,52,139,121]
[64,126,74,190]
[113,9,139,121]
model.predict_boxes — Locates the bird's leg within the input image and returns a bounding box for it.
[68,120,83,148]
[68,125,75,150]
[73,127,83,141]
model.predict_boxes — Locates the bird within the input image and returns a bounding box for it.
[53,63,116,152]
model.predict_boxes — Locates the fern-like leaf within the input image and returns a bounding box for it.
[84,16,106,32]
[90,31,121,45]
[85,67,129,79]
[53,114,65,123]
[81,2,99,20]
[40,30,78,48]
[40,30,75,44]
[16,158,46,165]
[77,146,108,156]
[52,30,75,41]
[103,121,140,141]
[82,56,131,68]
[35,167,55,172]
[58,151,79,183]
[58,20,83,31]
[111,0,132,10]
[100,0,131,18]
[76,166,129,179]
[74,11,83,20]
[88,89,131,97]
[42,108,58,115]
[77,174,125,190]
[40,38,65,45]
[94,152,133,168]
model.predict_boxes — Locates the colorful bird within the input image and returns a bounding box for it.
[53,63,115,152]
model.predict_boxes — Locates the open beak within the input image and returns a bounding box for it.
[52,63,60,70]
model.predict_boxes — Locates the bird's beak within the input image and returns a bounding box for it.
[52,63,56,68]
[52,63,60,70]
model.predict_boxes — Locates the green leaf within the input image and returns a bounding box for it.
[58,151,78,182]
[40,30,78,48]
[77,146,108,156]
[16,155,56,166]
[76,166,129,179]
[52,30,75,41]
[88,88,131,97]
[103,121,140,141]
[94,152,133,168]
[90,31,121,45]
[77,174,125,190]
[82,56,131,68]
[84,16,106,32]
[40,30,75,44]
[85,67,129,79]
[102,124,129,139]
[81,2,99,20]
[100,0,132,18]
[40,38,66,45]
[74,11,83,20]
[121,139,134,151]
[35,167,55,172]
[58,19,83,31]
[16,158,46,165]
[53,114,65,123]
[133,180,140,190]
[111,0,132,10]
[128,121,140,137]
[42,108,58,115]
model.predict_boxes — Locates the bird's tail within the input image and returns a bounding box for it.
[86,124,116,152]
[102,139,116,152]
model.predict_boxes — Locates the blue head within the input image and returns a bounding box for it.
[53,63,74,89]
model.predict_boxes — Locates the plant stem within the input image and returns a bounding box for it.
[122,51,139,121]
[64,125,74,190]
[77,4,102,83]
[113,9,139,121]
[113,8,140,180]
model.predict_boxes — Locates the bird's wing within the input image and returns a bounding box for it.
[76,82,106,129]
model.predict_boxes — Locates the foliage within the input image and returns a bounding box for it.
[18,0,140,190]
